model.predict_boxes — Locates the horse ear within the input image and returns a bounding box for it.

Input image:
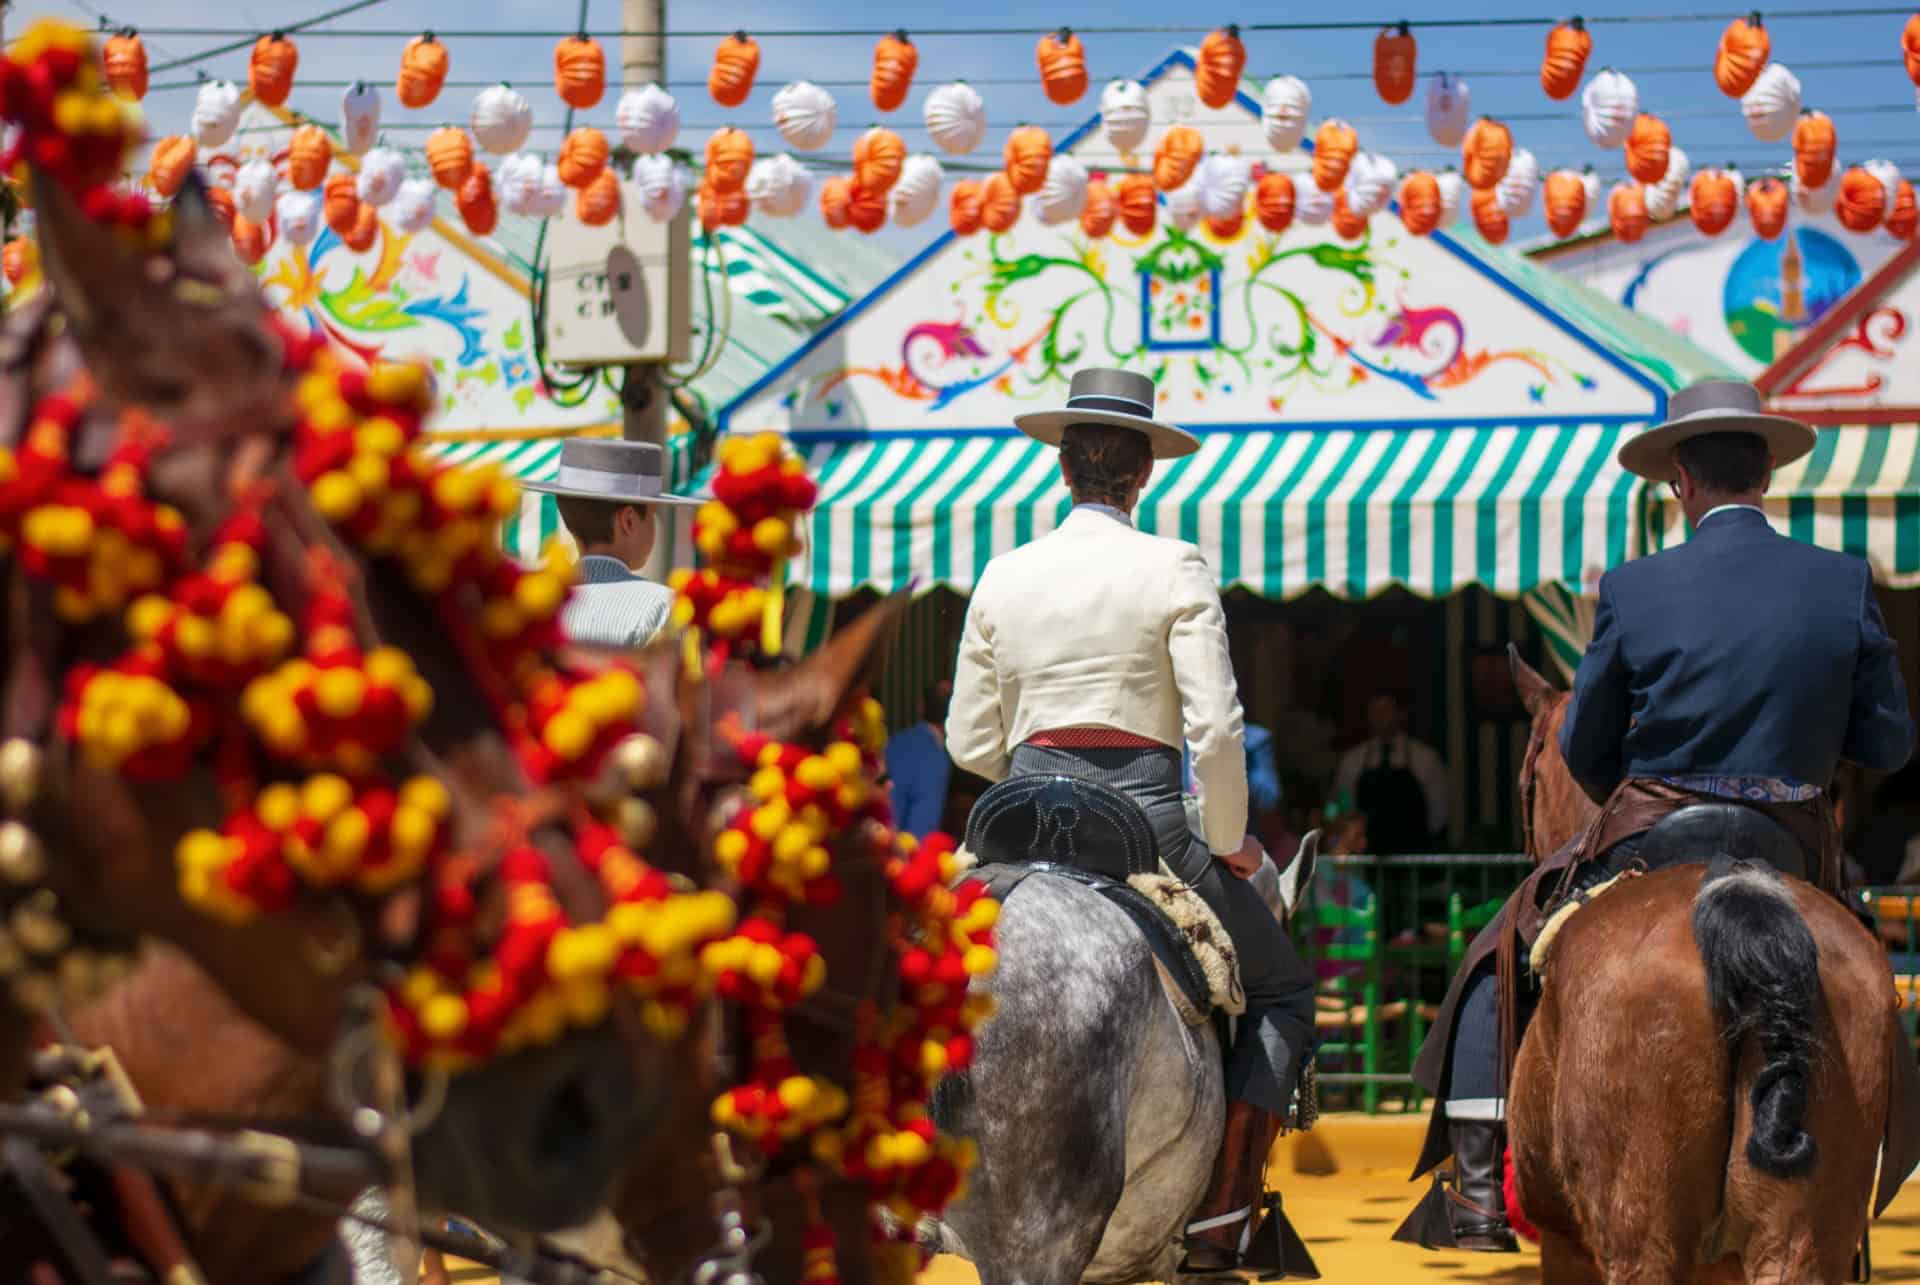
[1278,829,1320,922]
[753,594,908,743]
[1508,642,1559,717]
[28,167,133,339]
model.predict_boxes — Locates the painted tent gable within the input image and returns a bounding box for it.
[1766,247,1920,411]
[724,51,1661,439]
[1535,213,1908,378]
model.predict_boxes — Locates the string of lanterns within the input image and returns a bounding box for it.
[30,12,1920,277]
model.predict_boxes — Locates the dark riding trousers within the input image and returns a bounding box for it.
[1007,743,1316,1117]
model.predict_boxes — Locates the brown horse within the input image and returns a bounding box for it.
[1504,649,1912,1283]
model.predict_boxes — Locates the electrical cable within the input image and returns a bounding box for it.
[145,0,397,74]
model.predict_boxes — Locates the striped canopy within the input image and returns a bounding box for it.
[790,422,1642,602]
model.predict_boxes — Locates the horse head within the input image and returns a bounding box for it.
[1507,643,1596,861]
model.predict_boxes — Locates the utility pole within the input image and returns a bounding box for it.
[619,0,668,449]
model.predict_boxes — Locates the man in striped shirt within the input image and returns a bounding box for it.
[522,439,704,649]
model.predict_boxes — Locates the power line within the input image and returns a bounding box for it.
[146,0,396,75]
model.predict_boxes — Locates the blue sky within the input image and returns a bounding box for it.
[17,0,1920,248]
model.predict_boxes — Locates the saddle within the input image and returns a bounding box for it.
[960,774,1245,1026]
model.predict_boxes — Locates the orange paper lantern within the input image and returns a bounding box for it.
[1470,187,1508,244]
[847,182,888,233]
[230,214,270,264]
[1624,114,1672,185]
[1609,183,1650,243]
[1373,22,1417,106]
[699,180,747,231]
[1003,126,1053,196]
[949,180,984,235]
[1207,211,1245,240]
[288,125,333,191]
[981,173,1021,233]
[205,185,235,230]
[579,169,624,226]
[1905,13,1920,86]
[249,32,298,107]
[1689,168,1739,236]
[1154,126,1204,192]
[1713,14,1770,98]
[1746,176,1789,239]
[2,239,33,285]
[554,35,606,109]
[1836,165,1888,232]
[342,203,380,253]
[1118,173,1158,235]
[1460,117,1512,190]
[1543,169,1589,239]
[1080,178,1116,237]
[1539,18,1591,101]
[1888,179,1918,241]
[457,164,497,235]
[820,178,852,229]
[1398,170,1441,236]
[1254,172,1296,233]
[709,31,760,108]
[426,128,474,191]
[398,34,450,109]
[871,30,918,112]
[103,29,148,100]
[324,172,360,235]
[1791,110,1836,190]
[705,128,755,194]
[1312,120,1359,192]
[855,128,908,195]
[1331,190,1368,240]
[147,135,196,198]
[557,128,610,189]
[1037,29,1088,106]
[1195,25,1246,110]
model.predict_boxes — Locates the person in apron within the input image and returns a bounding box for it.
[1334,694,1448,855]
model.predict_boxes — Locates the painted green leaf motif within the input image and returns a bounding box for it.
[1134,229,1224,284]
[503,319,525,351]
[512,385,537,413]
[321,270,421,334]
[986,251,1077,304]
[457,361,501,388]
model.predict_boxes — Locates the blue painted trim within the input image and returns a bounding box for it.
[780,414,1652,445]
[1140,264,1224,351]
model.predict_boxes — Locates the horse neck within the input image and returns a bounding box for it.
[1528,696,1599,859]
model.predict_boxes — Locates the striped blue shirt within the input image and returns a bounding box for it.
[561,555,675,649]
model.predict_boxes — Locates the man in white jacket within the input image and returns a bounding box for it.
[948,367,1316,1277]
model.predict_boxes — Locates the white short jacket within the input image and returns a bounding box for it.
[947,505,1249,856]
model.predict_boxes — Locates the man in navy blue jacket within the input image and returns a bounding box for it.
[1399,379,1915,1254]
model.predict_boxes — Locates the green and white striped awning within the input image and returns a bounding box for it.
[789,423,1644,602]
[419,431,703,565]
[692,226,855,325]
[1647,423,1920,587]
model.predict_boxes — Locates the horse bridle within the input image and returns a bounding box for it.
[1518,709,1549,864]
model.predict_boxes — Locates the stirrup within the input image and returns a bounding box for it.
[1390,1169,1517,1253]
[1179,1195,1320,1281]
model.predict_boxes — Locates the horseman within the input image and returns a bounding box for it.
[947,367,1318,1277]
[1400,379,1917,1253]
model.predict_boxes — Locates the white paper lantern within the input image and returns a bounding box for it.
[1293,179,1334,227]
[1035,154,1091,225]
[924,81,987,156]
[771,81,837,153]
[471,84,533,155]
[1100,79,1152,154]
[1642,144,1689,220]
[233,159,277,223]
[532,164,568,218]
[1579,167,1601,213]
[1434,169,1465,229]
[340,82,381,156]
[390,179,438,235]
[1741,63,1801,143]
[616,85,680,155]
[632,154,688,223]
[192,80,242,148]
[356,147,407,208]
[1343,151,1398,218]
[1794,170,1835,214]
[1495,147,1540,217]
[1580,69,1639,150]
[1261,76,1311,153]
[889,154,944,227]
[747,154,813,218]
[1165,180,1202,231]
[497,152,545,216]
[1424,74,1471,147]
[1189,153,1251,220]
[275,189,322,245]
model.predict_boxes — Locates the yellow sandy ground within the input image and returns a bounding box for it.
[433,1113,1920,1283]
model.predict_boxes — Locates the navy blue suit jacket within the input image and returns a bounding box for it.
[1560,507,1915,797]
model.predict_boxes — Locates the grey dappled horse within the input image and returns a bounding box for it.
[923,830,1316,1285]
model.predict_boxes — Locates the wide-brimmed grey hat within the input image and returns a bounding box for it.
[1013,367,1200,460]
[520,438,706,507]
[1617,379,1816,483]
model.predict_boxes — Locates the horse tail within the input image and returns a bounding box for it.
[1691,857,1821,1178]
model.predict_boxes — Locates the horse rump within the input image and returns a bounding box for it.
[1691,855,1820,1178]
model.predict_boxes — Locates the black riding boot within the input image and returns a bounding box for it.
[1180,1100,1283,1274]
[1445,1120,1518,1253]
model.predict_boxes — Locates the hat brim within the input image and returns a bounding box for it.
[1011,407,1201,459]
[1616,412,1817,483]
[518,478,709,507]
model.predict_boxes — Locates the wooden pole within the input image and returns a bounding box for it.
[619,0,668,450]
